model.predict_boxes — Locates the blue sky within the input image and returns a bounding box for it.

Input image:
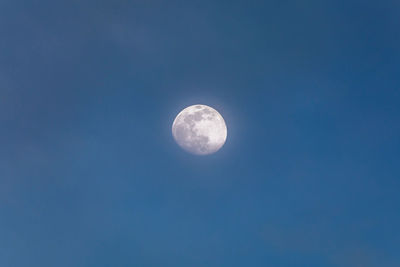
[1,0,399,266]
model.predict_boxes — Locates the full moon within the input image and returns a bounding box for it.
[172,104,227,155]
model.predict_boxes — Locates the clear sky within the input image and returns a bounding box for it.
[1,0,399,266]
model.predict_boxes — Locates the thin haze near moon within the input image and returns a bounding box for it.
[172,104,227,155]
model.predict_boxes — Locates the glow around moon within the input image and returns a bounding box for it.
[172,104,227,155]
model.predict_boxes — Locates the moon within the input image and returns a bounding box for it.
[172,104,227,155]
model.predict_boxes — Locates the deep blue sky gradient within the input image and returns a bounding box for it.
[1,0,400,266]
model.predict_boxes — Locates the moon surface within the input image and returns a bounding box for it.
[172,104,227,155]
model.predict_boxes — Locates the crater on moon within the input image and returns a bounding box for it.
[172,104,227,155]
